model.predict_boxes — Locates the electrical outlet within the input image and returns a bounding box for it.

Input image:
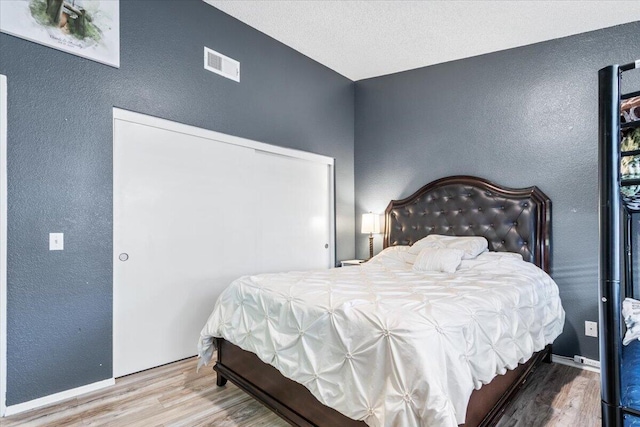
[585,321,598,337]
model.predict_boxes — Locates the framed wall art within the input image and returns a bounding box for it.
[0,0,119,68]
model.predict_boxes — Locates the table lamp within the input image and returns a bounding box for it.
[361,212,381,259]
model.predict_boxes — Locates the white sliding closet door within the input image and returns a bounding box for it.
[113,110,334,377]
[253,151,332,273]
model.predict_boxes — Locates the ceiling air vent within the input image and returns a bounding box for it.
[204,47,240,82]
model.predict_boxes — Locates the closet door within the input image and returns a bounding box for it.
[113,110,333,377]
[253,151,332,273]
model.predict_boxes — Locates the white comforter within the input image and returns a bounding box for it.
[198,251,564,427]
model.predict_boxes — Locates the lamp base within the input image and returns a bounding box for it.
[369,234,374,260]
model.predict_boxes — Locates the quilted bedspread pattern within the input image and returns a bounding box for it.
[198,252,564,427]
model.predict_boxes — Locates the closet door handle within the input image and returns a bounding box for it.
[119,253,129,262]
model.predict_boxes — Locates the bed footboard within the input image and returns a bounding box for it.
[213,338,551,427]
[214,338,360,426]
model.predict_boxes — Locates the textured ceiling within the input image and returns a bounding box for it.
[205,0,640,81]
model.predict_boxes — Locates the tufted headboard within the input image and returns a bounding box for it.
[384,176,551,272]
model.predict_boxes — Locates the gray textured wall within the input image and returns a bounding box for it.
[354,22,640,361]
[0,0,354,405]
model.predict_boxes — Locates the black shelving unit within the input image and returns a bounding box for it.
[599,59,640,427]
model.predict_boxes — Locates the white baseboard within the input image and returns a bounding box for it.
[552,354,600,374]
[3,378,114,417]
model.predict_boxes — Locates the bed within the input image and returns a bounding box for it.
[198,175,564,427]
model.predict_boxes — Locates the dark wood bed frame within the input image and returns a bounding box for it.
[213,175,553,427]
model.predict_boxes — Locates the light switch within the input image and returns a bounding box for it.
[49,233,64,251]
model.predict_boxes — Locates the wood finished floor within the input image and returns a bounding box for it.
[0,356,600,427]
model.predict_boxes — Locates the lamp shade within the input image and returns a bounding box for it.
[361,213,381,234]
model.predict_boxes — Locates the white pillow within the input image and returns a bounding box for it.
[412,247,464,273]
[367,246,417,268]
[473,251,523,262]
[409,234,488,260]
